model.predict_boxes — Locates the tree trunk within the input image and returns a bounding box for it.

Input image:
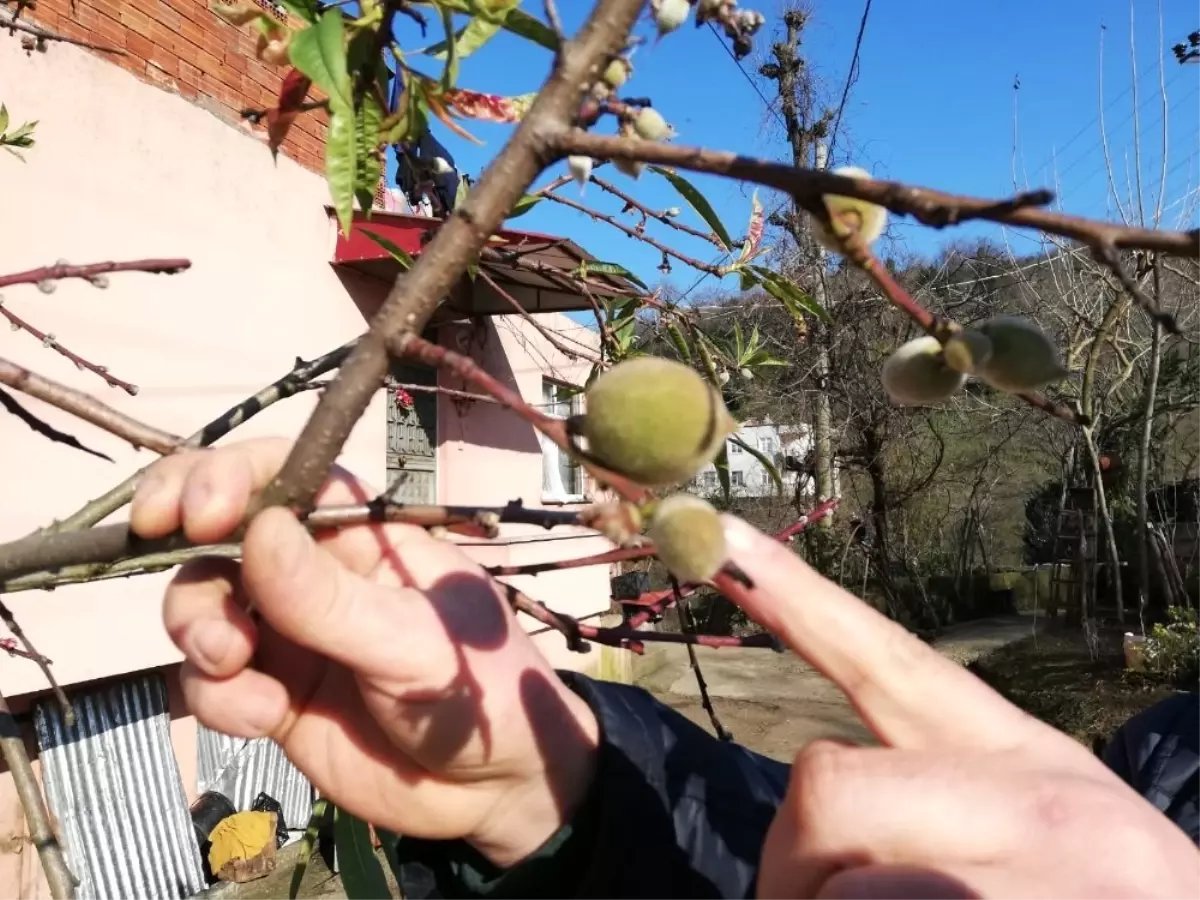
[1083,428,1124,624]
[1135,263,1164,632]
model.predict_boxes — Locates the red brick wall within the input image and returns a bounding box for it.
[29,0,329,172]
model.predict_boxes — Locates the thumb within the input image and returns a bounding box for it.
[241,507,424,678]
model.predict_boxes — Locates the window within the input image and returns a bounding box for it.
[702,470,718,489]
[539,380,586,502]
[730,439,744,454]
[732,471,745,487]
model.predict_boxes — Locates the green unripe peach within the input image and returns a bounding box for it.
[811,166,888,252]
[648,493,727,583]
[881,336,967,406]
[632,107,674,141]
[942,328,993,375]
[602,57,632,89]
[974,316,1069,393]
[582,357,736,486]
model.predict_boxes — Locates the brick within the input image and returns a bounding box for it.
[223,50,247,74]
[178,16,204,45]
[178,80,200,100]
[194,48,222,76]
[32,9,61,29]
[149,44,179,77]
[125,31,154,61]
[155,0,183,31]
[178,59,201,82]
[84,0,122,22]
[88,10,128,49]
[119,6,153,37]
[160,0,202,24]
[32,0,70,18]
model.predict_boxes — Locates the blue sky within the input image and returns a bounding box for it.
[386,0,1200,295]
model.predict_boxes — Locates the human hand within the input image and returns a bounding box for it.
[131,438,600,868]
[720,515,1200,899]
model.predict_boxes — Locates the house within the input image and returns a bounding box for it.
[691,420,812,499]
[0,6,636,895]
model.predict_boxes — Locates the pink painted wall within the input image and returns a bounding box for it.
[0,39,616,899]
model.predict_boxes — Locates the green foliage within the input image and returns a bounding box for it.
[745,266,830,324]
[288,798,332,900]
[648,166,734,251]
[505,193,542,219]
[575,260,647,289]
[421,0,559,50]
[361,230,415,267]
[1143,606,1199,687]
[333,807,392,899]
[0,105,36,159]
[288,10,352,111]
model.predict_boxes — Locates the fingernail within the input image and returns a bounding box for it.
[189,620,231,670]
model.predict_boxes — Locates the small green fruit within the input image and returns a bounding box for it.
[811,166,888,252]
[632,107,674,141]
[881,336,967,406]
[942,328,993,375]
[583,357,737,486]
[648,493,727,583]
[613,122,645,178]
[567,155,593,188]
[602,57,632,89]
[974,316,1069,393]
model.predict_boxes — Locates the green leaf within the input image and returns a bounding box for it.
[353,91,385,213]
[505,193,541,220]
[419,0,557,49]
[333,808,391,900]
[573,260,647,289]
[648,166,734,251]
[325,106,357,236]
[0,105,8,135]
[731,434,783,495]
[750,266,831,325]
[276,0,317,22]
[288,9,351,111]
[454,176,469,210]
[429,14,503,59]
[437,3,458,90]
[666,323,692,363]
[373,828,405,890]
[289,798,332,900]
[361,229,415,267]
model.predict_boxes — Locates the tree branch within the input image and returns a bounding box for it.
[0,302,140,395]
[0,358,183,454]
[255,0,646,516]
[0,258,190,290]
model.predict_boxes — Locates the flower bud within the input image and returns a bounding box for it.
[567,155,593,188]
[602,57,633,89]
[881,335,967,406]
[648,493,727,583]
[663,206,681,218]
[810,166,887,253]
[739,367,753,381]
[612,122,644,179]
[941,328,992,375]
[632,107,674,141]
[651,0,691,37]
[37,280,56,295]
[583,356,737,486]
[974,316,1069,393]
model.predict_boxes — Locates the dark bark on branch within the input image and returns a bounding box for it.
[0,388,113,462]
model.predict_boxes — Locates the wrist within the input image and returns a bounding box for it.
[467,685,600,868]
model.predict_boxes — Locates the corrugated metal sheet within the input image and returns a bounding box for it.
[196,728,313,831]
[34,674,206,900]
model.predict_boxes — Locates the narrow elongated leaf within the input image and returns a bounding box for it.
[326,106,357,235]
[648,166,734,251]
[498,6,557,48]
[738,189,765,263]
[0,105,9,134]
[373,828,405,890]
[731,434,783,495]
[751,266,831,324]
[361,230,415,267]
[572,260,646,289]
[266,68,312,154]
[714,443,731,504]
[429,13,504,59]
[333,808,391,900]
[505,194,541,219]
[288,10,351,111]
[288,799,331,900]
[666,323,692,363]
[354,91,385,213]
[437,3,458,90]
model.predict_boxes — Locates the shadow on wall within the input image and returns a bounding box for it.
[437,319,542,454]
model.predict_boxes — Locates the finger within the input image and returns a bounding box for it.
[163,557,258,677]
[240,507,471,683]
[131,438,293,541]
[758,742,1025,899]
[722,515,1052,752]
[814,863,1010,900]
[178,660,293,740]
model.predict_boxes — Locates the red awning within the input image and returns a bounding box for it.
[332,209,644,318]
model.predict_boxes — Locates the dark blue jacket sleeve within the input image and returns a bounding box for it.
[394,671,789,898]
[1101,692,1199,845]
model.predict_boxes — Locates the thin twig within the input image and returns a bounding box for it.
[0,258,190,290]
[475,269,604,364]
[0,690,76,899]
[0,301,139,394]
[675,577,733,741]
[45,341,357,534]
[590,175,727,248]
[0,358,183,454]
[0,598,68,722]
[0,388,113,461]
[385,379,497,404]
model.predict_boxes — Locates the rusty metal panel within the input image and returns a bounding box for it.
[34,673,205,900]
[196,728,313,832]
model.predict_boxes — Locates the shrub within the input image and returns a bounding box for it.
[1143,606,1200,687]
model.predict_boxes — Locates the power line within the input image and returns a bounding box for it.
[827,0,873,158]
[706,21,786,130]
